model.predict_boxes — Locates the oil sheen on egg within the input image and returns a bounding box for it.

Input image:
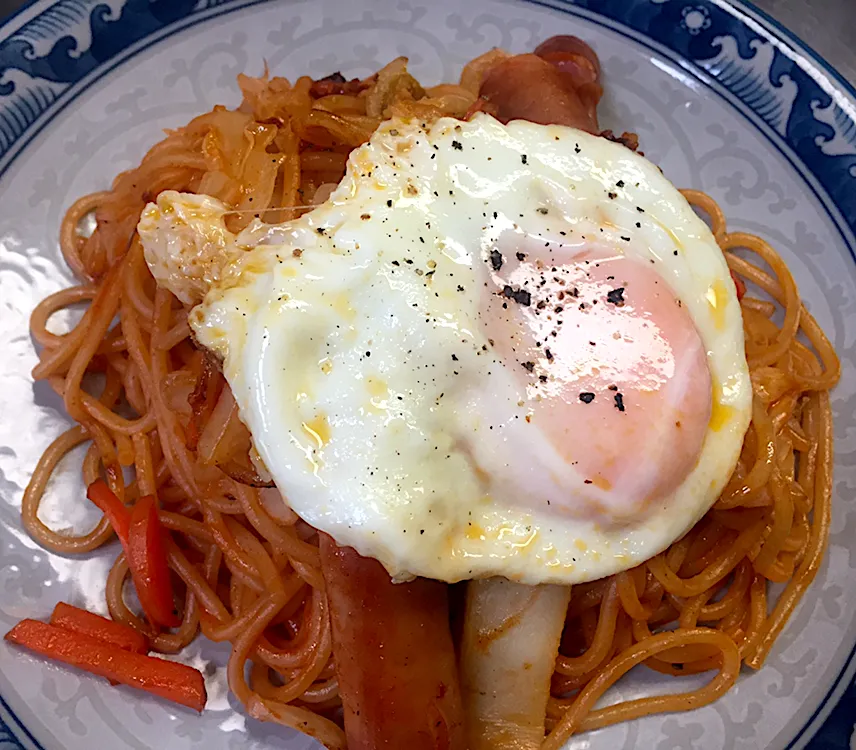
[139,114,751,585]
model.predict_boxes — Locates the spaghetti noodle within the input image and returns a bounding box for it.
[22,53,839,749]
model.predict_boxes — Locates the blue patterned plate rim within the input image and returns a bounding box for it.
[0,1,853,749]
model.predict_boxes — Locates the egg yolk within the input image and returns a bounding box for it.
[483,235,712,521]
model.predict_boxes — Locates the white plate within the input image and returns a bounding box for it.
[0,1,854,748]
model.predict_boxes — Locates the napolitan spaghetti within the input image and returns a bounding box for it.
[17,43,840,750]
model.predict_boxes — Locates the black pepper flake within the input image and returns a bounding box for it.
[537,207,548,215]
[451,140,463,150]
[616,179,625,188]
[608,384,618,391]
[574,143,581,153]
[502,285,531,306]
[584,479,593,484]
[521,154,528,164]
[674,250,679,256]
[621,235,631,242]
[521,361,535,373]
[516,252,526,261]
[489,249,503,271]
[614,393,625,412]
[606,287,626,306]
[637,206,645,213]
[451,354,458,361]
[387,199,393,207]
[316,227,326,235]
[391,260,400,266]
[608,191,617,200]
[539,375,548,383]
[579,392,595,404]
[635,222,642,229]
[545,348,553,361]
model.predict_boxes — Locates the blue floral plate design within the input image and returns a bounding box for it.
[0,1,854,748]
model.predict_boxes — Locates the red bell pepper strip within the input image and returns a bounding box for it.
[86,479,130,545]
[128,495,180,628]
[85,481,178,629]
[730,270,746,301]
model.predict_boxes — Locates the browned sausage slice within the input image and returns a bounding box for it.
[475,36,603,133]
[534,35,601,85]
[479,53,599,131]
[319,535,465,750]
[534,35,603,119]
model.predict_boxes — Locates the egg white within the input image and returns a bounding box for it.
[139,115,751,585]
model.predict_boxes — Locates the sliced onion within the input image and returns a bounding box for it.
[259,488,299,526]
[197,387,249,466]
[312,182,338,204]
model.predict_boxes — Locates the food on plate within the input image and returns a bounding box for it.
[140,111,749,588]
[49,601,150,654]
[11,33,839,750]
[5,614,206,711]
[319,535,465,748]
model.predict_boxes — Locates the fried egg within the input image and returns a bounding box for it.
[139,114,751,585]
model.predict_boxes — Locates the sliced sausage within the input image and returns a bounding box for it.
[319,535,465,750]
[534,35,603,119]
[460,578,572,749]
[478,53,599,132]
[534,35,601,86]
